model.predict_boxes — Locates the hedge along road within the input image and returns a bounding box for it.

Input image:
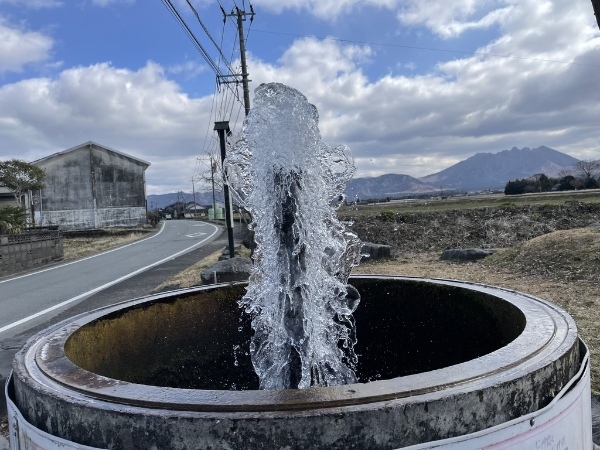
[0,220,220,339]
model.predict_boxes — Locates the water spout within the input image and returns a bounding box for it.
[226,83,362,389]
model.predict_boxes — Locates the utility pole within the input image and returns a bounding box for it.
[210,155,217,216]
[214,121,235,258]
[191,177,197,218]
[220,5,254,116]
[236,7,251,116]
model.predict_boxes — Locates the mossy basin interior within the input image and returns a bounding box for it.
[64,277,525,391]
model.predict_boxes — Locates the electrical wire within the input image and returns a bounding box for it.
[184,0,236,75]
[161,0,223,76]
[161,0,243,106]
[250,29,600,68]
[198,83,220,170]
[167,0,253,187]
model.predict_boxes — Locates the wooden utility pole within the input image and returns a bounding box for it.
[236,7,251,116]
[214,121,235,258]
[210,155,217,216]
[191,177,197,218]
[220,5,254,116]
[213,5,254,258]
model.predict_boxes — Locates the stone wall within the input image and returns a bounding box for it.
[0,230,63,277]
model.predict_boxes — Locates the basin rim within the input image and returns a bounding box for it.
[14,275,578,414]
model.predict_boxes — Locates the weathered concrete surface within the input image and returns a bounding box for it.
[440,248,496,261]
[0,434,8,450]
[34,142,149,229]
[0,231,63,277]
[200,256,252,284]
[11,277,582,449]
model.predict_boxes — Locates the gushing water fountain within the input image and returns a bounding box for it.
[6,83,593,449]
[225,83,361,390]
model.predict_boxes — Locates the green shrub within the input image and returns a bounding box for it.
[0,206,27,234]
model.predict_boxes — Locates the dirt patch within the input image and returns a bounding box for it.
[152,247,225,291]
[63,230,151,261]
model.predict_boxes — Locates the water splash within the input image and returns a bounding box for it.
[226,83,362,390]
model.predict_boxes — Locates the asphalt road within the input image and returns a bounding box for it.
[0,220,219,338]
[0,219,241,416]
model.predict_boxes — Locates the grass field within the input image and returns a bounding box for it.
[340,188,600,215]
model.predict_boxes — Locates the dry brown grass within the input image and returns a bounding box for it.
[152,248,225,291]
[354,230,600,394]
[486,227,600,283]
[63,232,149,261]
[152,246,252,291]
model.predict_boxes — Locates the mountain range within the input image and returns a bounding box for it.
[346,146,579,199]
[418,146,579,191]
[148,146,581,206]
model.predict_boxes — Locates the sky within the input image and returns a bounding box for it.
[0,0,599,196]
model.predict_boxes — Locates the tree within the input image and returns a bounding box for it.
[537,174,554,192]
[504,178,528,195]
[574,160,600,189]
[557,175,576,191]
[0,159,46,206]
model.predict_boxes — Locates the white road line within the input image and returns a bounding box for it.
[186,232,207,238]
[0,222,167,284]
[0,223,219,334]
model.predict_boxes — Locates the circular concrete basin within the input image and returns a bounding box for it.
[12,276,580,449]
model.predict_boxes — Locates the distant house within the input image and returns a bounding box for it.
[32,142,150,229]
[184,202,207,218]
[0,186,24,208]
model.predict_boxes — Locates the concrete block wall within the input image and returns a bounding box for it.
[41,209,96,229]
[95,207,146,227]
[41,207,146,229]
[0,231,63,277]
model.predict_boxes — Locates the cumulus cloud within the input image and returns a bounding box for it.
[252,0,399,19]
[0,61,214,190]
[243,0,600,178]
[396,0,511,39]
[0,20,53,73]
[167,61,206,79]
[0,0,598,193]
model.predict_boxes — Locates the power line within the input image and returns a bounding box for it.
[251,29,600,68]
[161,0,223,76]
[161,0,243,106]
[184,0,236,75]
